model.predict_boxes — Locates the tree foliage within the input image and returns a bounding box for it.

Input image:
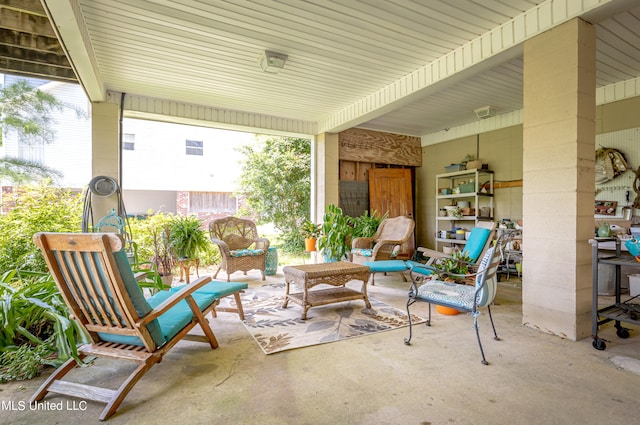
[236,135,311,251]
[0,79,81,183]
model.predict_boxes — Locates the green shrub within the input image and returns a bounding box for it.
[0,182,83,273]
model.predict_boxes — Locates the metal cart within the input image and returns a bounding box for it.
[589,237,640,350]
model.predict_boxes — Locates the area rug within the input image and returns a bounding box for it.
[220,283,426,354]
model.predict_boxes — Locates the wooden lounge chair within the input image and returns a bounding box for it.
[31,232,222,421]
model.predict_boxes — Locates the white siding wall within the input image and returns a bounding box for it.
[121,119,254,191]
[2,76,255,197]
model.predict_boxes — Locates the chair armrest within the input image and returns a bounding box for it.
[211,238,230,256]
[417,247,449,260]
[254,237,270,250]
[138,276,213,325]
[352,237,374,249]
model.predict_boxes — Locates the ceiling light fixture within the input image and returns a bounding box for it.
[259,50,288,73]
[474,106,496,119]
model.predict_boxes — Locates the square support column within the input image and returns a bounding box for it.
[314,132,340,221]
[522,18,596,340]
[90,101,120,220]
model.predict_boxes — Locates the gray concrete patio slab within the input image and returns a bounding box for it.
[2,267,640,425]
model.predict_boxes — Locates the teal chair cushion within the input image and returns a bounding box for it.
[95,249,162,347]
[229,249,265,257]
[99,288,217,347]
[352,248,373,257]
[170,280,248,297]
[406,260,434,276]
[364,260,408,273]
[416,280,476,310]
[462,227,490,261]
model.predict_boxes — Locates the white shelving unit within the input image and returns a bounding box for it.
[435,168,494,250]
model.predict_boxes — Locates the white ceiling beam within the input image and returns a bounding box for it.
[317,0,618,134]
[108,92,317,137]
[41,0,104,101]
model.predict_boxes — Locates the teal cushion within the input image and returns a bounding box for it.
[88,249,160,347]
[146,290,218,342]
[462,228,491,261]
[229,248,264,257]
[171,281,248,298]
[352,248,373,257]
[364,260,407,273]
[407,260,434,276]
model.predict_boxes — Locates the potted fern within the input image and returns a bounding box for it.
[169,215,210,261]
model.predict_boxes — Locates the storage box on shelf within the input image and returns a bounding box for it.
[436,168,494,251]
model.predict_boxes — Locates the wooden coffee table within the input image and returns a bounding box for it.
[282,261,371,319]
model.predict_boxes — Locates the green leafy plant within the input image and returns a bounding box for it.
[300,220,321,239]
[351,209,388,238]
[169,215,210,260]
[317,204,353,261]
[438,250,475,277]
[0,270,89,383]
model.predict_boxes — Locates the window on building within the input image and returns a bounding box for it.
[186,140,203,156]
[189,192,237,213]
[123,133,135,150]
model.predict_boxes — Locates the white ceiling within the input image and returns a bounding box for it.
[42,0,640,140]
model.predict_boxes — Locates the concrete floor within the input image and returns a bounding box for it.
[2,268,640,425]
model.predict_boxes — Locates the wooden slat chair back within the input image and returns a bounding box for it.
[31,232,221,420]
[209,216,270,281]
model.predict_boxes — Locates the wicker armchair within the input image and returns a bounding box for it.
[209,216,270,281]
[351,215,415,265]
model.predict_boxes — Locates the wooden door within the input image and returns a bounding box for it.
[368,168,413,218]
[368,168,414,259]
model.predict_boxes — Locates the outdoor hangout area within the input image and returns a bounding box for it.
[4,1,640,424]
[3,246,640,424]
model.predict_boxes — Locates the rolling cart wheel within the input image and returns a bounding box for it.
[592,338,606,351]
[616,327,630,339]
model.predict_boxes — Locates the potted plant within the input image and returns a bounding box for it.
[169,215,210,261]
[301,219,321,251]
[437,250,475,283]
[317,204,353,262]
[351,209,387,239]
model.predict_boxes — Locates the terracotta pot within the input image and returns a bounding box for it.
[436,305,459,315]
[304,237,317,252]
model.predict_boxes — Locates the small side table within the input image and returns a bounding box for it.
[282,261,371,319]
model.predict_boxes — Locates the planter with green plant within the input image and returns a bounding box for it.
[317,204,353,262]
[436,250,475,284]
[169,215,210,261]
[351,209,387,239]
[301,219,321,251]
